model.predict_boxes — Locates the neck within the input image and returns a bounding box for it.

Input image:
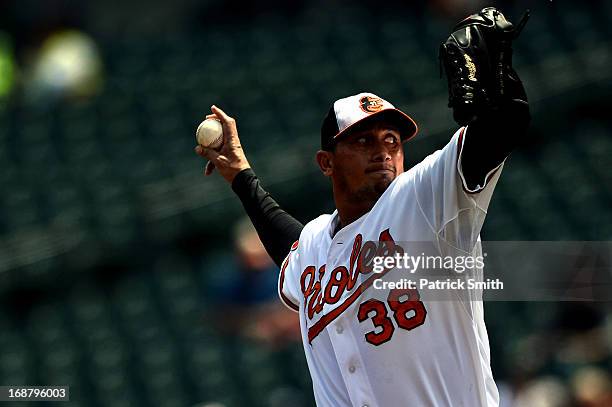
[334,195,376,230]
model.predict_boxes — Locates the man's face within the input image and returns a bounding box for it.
[328,122,404,203]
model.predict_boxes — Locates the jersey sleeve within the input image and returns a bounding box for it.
[278,240,301,312]
[410,126,504,253]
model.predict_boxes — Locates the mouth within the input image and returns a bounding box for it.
[365,166,396,176]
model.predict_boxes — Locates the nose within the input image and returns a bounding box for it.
[371,141,392,162]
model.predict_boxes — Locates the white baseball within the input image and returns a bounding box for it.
[196,119,223,150]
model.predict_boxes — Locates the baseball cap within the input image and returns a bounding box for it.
[320,92,418,151]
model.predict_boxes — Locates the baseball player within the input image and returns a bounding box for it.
[195,8,530,406]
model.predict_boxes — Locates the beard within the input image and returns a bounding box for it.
[343,173,395,205]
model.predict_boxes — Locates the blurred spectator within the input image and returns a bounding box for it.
[25,29,103,101]
[571,367,612,407]
[513,376,571,407]
[218,218,281,305]
[206,218,300,346]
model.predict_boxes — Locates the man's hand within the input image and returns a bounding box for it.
[194,105,251,184]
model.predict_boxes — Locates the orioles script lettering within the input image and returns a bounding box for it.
[301,229,405,342]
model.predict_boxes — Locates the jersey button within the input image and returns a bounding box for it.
[335,325,344,334]
[348,365,356,373]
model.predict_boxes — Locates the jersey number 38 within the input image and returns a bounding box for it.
[357,288,427,346]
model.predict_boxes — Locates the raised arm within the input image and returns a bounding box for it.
[440,7,531,191]
[195,106,304,266]
[460,99,530,191]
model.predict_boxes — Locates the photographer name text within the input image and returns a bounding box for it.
[373,278,504,290]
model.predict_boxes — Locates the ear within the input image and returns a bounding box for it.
[316,150,334,177]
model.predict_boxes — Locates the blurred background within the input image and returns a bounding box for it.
[0,0,611,406]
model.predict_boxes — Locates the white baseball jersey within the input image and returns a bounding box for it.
[278,127,503,407]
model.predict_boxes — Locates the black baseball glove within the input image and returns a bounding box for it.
[439,7,530,125]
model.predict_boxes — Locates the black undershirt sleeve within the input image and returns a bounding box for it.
[460,100,531,190]
[231,168,304,267]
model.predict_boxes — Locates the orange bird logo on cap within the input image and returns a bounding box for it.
[359,96,384,113]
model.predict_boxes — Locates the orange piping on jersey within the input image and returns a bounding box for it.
[279,241,300,311]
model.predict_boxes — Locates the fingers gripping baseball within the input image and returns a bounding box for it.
[194,105,251,184]
[211,105,240,148]
[204,160,215,176]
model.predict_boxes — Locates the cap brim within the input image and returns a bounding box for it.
[333,108,419,144]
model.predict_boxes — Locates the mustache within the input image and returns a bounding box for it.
[365,164,397,174]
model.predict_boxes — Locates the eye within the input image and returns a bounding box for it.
[357,136,367,144]
[385,135,398,144]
